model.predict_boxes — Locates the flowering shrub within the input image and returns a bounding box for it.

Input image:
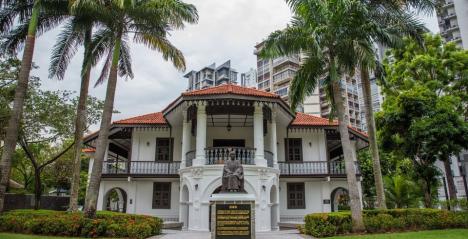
[304,208,468,237]
[0,209,162,238]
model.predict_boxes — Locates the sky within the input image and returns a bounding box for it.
[29,0,439,131]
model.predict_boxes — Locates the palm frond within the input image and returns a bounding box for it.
[133,32,186,71]
[289,52,326,110]
[49,18,84,80]
[118,40,133,79]
[94,48,113,87]
[82,28,114,80]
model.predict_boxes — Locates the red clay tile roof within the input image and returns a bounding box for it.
[182,83,279,99]
[292,112,338,126]
[292,113,368,138]
[113,112,167,125]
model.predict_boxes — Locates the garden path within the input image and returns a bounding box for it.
[149,229,312,239]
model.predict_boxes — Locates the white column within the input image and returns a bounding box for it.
[270,110,278,168]
[195,103,207,166]
[254,103,266,166]
[181,110,191,168]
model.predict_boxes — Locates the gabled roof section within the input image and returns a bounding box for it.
[181,83,280,99]
[292,112,338,126]
[113,112,167,125]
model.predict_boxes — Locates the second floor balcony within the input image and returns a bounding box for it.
[185,147,274,167]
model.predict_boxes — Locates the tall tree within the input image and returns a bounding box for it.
[260,0,426,230]
[359,0,436,209]
[382,34,468,206]
[260,0,370,231]
[49,11,96,211]
[0,0,67,213]
[78,0,198,218]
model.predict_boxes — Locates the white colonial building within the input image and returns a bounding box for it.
[84,84,368,232]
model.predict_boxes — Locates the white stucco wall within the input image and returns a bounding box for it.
[278,179,349,222]
[97,179,180,221]
[131,127,182,162]
[277,128,327,162]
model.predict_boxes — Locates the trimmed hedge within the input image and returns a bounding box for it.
[304,208,468,237]
[0,209,162,238]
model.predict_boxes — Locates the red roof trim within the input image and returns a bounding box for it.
[113,112,167,125]
[181,83,280,99]
[291,112,338,126]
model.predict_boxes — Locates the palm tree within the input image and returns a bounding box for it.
[260,0,426,231]
[384,175,420,208]
[0,0,67,213]
[358,0,436,209]
[48,14,95,211]
[78,0,198,218]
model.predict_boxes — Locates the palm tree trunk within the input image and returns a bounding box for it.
[360,67,386,209]
[332,78,365,232]
[84,33,122,218]
[69,29,92,212]
[0,2,40,213]
[443,158,457,206]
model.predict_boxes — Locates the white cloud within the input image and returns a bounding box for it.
[28,0,437,131]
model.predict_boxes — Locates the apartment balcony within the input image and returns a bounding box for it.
[102,161,181,177]
[272,56,300,68]
[443,12,457,20]
[185,147,274,167]
[442,1,454,8]
[278,161,360,177]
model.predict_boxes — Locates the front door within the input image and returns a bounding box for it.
[213,139,245,147]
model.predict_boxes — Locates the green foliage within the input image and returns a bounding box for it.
[379,34,468,207]
[304,209,468,237]
[0,210,162,238]
[384,175,420,208]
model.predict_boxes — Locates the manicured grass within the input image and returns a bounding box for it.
[327,229,468,239]
[0,233,81,239]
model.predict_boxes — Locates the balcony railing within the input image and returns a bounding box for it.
[185,147,274,167]
[278,161,360,176]
[206,147,255,165]
[103,161,180,175]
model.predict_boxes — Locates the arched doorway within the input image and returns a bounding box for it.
[104,187,127,213]
[181,185,190,230]
[270,185,278,231]
[331,187,349,212]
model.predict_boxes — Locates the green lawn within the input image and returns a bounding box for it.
[0,233,112,239]
[327,229,468,239]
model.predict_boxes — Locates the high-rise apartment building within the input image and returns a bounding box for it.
[184,60,238,91]
[254,42,321,115]
[254,41,363,128]
[240,68,257,88]
[436,0,468,49]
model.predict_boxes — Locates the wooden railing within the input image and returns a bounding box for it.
[278,161,360,176]
[205,147,256,165]
[103,161,180,175]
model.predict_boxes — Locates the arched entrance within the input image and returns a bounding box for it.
[270,185,278,231]
[104,187,127,213]
[181,185,190,230]
[331,187,349,212]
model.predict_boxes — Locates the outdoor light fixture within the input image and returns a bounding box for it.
[227,113,232,132]
[195,184,199,190]
[262,185,266,191]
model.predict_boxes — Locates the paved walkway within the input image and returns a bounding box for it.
[150,229,312,239]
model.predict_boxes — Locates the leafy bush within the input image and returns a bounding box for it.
[0,209,162,238]
[304,208,468,237]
